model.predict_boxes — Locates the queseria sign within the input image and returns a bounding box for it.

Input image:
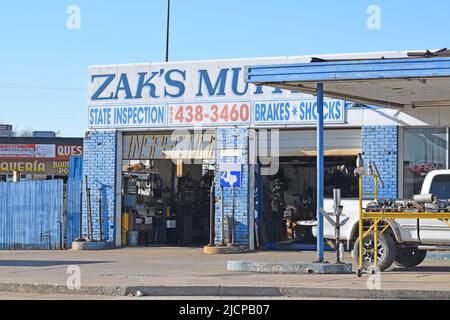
[0,143,83,175]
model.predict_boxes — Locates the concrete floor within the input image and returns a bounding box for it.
[0,247,449,292]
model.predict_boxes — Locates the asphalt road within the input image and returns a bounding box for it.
[0,292,341,300]
[0,247,449,299]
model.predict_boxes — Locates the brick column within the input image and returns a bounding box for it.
[362,126,398,200]
[214,128,249,246]
[82,130,118,242]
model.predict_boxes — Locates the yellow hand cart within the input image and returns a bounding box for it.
[357,173,450,277]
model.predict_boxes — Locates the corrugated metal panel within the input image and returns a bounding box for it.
[0,180,63,250]
[69,156,83,181]
[66,180,82,246]
[67,156,83,247]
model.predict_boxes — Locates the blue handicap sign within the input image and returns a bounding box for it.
[220,171,241,188]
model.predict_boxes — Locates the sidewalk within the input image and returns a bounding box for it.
[0,248,449,298]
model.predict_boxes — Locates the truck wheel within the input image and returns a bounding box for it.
[394,248,427,268]
[354,232,396,271]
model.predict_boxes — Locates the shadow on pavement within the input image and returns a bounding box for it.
[390,266,450,273]
[0,260,111,267]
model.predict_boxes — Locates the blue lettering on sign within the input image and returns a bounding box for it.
[91,67,287,101]
[89,105,165,128]
[135,71,160,99]
[164,69,186,98]
[91,74,115,100]
[254,99,345,124]
[196,69,228,97]
[114,73,133,99]
[254,102,291,122]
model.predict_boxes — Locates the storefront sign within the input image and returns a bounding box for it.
[88,105,166,128]
[0,144,57,159]
[0,160,70,175]
[123,133,216,160]
[0,144,36,158]
[0,144,82,161]
[410,161,439,176]
[56,145,83,160]
[168,102,250,126]
[253,99,345,125]
[219,164,242,188]
[88,58,349,130]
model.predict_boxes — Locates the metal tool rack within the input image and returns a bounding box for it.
[357,173,450,277]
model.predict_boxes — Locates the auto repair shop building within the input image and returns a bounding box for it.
[84,51,450,249]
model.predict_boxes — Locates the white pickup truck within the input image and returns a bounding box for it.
[323,170,450,271]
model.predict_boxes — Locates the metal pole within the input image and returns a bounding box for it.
[208,183,215,246]
[316,82,325,262]
[85,175,93,241]
[88,189,93,241]
[221,186,225,246]
[358,175,364,273]
[78,188,83,240]
[333,189,342,263]
[231,186,236,246]
[336,212,341,263]
[99,188,103,242]
[165,0,171,62]
[248,163,255,251]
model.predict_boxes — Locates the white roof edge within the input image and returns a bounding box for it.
[88,50,416,70]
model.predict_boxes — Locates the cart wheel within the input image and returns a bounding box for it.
[357,269,363,277]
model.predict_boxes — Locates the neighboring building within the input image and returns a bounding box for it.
[32,131,57,138]
[0,135,83,182]
[84,51,450,248]
[0,125,13,137]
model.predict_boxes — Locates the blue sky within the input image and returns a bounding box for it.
[0,0,448,137]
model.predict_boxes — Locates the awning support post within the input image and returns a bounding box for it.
[316,82,325,262]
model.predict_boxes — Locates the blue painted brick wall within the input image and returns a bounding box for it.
[214,128,249,246]
[82,131,117,242]
[362,126,398,200]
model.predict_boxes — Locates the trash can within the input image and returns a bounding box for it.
[128,231,139,247]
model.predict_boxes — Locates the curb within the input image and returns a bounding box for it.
[227,261,353,274]
[0,283,448,299]
[427,253,450,261]
[203,246,248,255]
[0,283,126,297]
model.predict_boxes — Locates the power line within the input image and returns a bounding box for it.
[2,116,86,120]
[165,0,171,62]
[0,84,86,91]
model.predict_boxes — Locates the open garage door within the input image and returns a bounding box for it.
[278,128,361,157]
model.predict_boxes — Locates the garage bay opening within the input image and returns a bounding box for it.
[257,129,360,250]
[121,131,215,247]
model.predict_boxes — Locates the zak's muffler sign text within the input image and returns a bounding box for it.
[88,58,347,129]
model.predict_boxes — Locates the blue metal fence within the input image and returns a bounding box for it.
[0,180,63,250]
[66,180,82,246]
[66,156,83,247]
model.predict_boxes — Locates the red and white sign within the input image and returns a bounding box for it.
[410,161,439,177]
[0,144,82,160]
[168,102,251,127]
[0,144,36,158]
